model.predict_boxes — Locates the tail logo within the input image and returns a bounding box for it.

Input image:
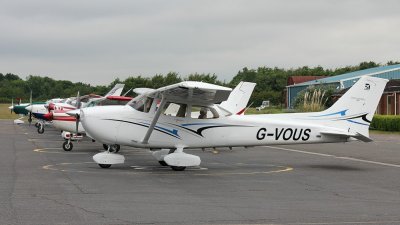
[364,83,370,90]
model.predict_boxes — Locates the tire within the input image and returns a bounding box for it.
[35,122,39,128]
[62,141,73,151]
[171,166,186,171]
[102,144,108,150]
[159,161,168,166]
[37,126,44,134]
[99,164,111,168]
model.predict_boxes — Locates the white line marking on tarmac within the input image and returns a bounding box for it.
[264,146,400,168]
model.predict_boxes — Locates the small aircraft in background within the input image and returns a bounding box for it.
[27,84,126,134]
[79,76,387,171]
[54,95,133,151]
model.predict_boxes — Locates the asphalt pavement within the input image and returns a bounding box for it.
[0,119,399,225]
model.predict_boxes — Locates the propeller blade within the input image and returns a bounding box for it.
[75,113,80,134]
[10,98,13,114]
[29,112,32,126]
[76,91,81,109]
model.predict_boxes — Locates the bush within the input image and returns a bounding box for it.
[293,85,336,112]
[370,115,400,131]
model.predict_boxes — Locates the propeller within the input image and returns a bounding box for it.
[75,91,81,134]
[28,90,32,126]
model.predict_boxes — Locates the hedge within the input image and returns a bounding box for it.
[370,115,400,131]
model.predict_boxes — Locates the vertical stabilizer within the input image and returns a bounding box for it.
[105,84,125,97]
[321,76,388,137]
[220,82,256,115]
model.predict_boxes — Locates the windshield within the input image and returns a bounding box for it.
[128,96,154,113]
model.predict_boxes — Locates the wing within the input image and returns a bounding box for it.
[146,81,232,105]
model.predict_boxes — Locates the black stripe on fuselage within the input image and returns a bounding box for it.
[339,113,371,124]
[176,124,254,137]
[103,119,181,139]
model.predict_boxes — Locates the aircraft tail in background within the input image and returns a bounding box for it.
[220,81,256,115]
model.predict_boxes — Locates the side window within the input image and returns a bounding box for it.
[190,106,219,119]
[163,102,187,117]
[129,97,153,113]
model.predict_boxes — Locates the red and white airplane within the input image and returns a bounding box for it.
[79,76,387,171]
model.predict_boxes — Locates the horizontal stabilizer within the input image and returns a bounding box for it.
[320,130,373,142]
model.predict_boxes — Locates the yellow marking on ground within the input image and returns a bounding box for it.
[34,148,88,154]
[42,162,293,176]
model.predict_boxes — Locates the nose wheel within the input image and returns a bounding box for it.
[62,140,73,151]
[37,122,44,134]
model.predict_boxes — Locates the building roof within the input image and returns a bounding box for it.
[287,76,328,86]
[289,64,400,87]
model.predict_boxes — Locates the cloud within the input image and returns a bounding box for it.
[0,0,399,85]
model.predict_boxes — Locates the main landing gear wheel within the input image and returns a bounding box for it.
[98,164,111,168]
[171,166,186,171]
[62,141,73,151]
[159,161,168,166]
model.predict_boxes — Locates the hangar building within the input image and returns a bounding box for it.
[286,64,400,115]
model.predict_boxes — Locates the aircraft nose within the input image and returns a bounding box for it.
[25,105,33,112]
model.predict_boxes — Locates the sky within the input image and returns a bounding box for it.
[0,0,399,85]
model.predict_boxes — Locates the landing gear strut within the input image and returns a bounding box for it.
[102,144,120,153]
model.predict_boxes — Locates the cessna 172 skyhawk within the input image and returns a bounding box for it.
[80,76,387,171]
[66,82,255,153]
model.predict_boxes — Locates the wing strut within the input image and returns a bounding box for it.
[141,95,167,144]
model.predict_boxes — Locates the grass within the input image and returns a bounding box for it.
[369,129,400,135]
[245,106,290,115]
[0,104,21,120]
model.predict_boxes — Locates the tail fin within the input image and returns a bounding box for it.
[321,76,388,137]
[105,84,125,97]
[219,81,256,115]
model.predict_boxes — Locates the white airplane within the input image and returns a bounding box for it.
[62,81,256,152]
[55,95,133,151]
[79,76,387,171]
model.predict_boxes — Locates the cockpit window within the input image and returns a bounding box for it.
[162,102,187,117]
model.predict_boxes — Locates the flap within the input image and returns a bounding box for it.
[320,130,373,142]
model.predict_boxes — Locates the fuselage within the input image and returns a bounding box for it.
[80,105,349,149]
